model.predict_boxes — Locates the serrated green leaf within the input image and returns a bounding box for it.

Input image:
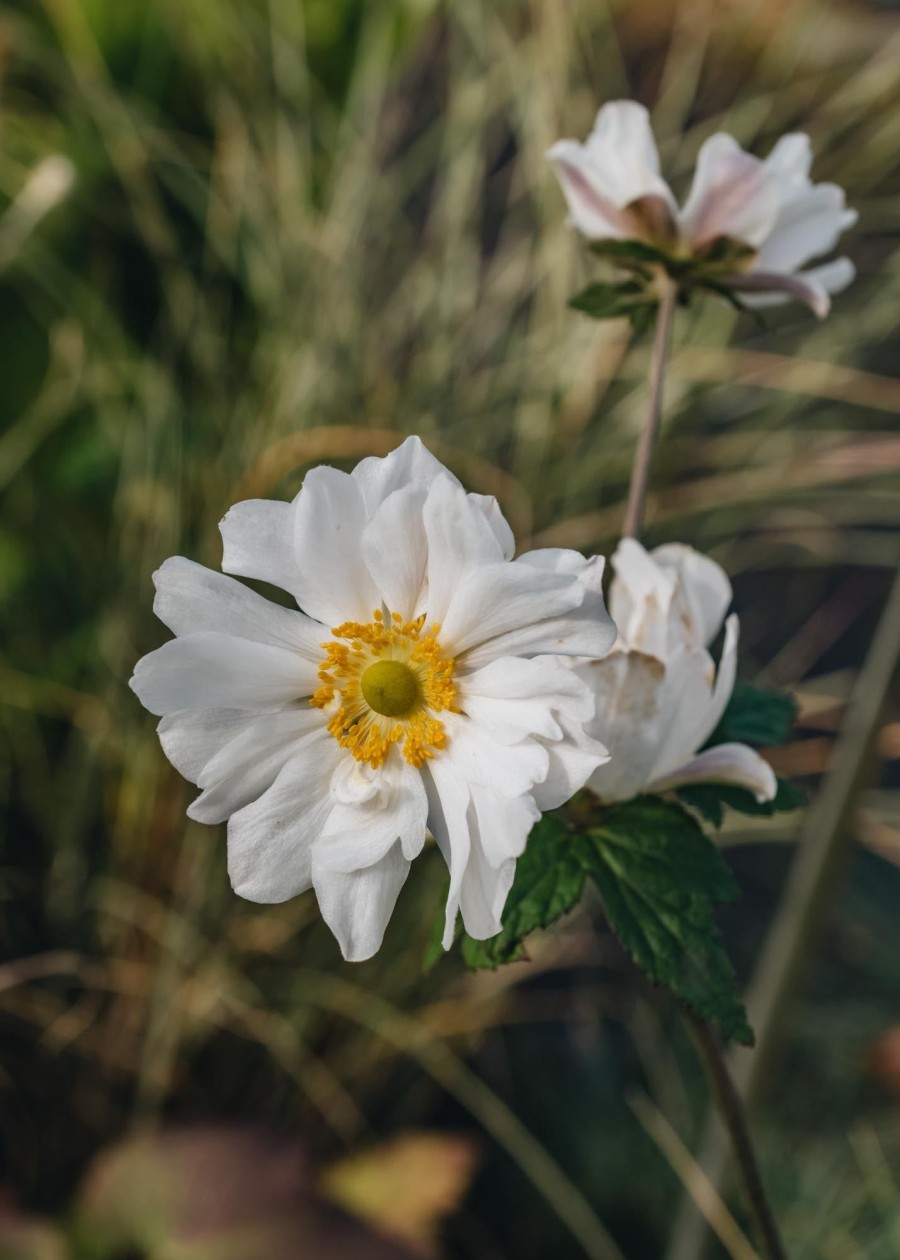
[575,797,753,1045]
[461,813,585,969]
[708,680,797,749]
[678,776,806,827]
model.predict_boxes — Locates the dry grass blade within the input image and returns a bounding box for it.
[629,1091,761,1260]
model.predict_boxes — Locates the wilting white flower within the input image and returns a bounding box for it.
[130,438,615,960]
[574,539,777,804]
[547,100,856,318]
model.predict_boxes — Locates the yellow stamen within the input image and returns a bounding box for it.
[311,609,457,769]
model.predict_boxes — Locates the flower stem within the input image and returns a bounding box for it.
[622,273,678,539]
[682,1007,789,1260]
[617,272,788,1260]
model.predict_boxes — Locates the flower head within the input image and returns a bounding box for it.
[548,101,856,318]
[574,539,777,804]
[130,438,615,960]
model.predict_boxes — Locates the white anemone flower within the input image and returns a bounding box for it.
[575,539,777,805]
[130,438,615,960]
[547,100,856,318]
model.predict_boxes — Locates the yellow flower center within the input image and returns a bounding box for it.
[311,609,457,769]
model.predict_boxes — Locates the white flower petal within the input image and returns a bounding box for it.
[459,655,594,744]
[422,475,505,626]
[519,548,605,578]
[532,707,610,811]
[442,711,550,798]
[454,552,615,667]
[219,498,302,601]
[458,844,517,941]
[609,537,677,657]
[754,184,857,275]
[319,756,428,872]
[797,257,856,296]
[649,618,737,785]
[579,653,669,802]
[329,757,381,806]
[610,539,731,656]
[361,485,429,621]
[647,645,721,784]
[763,133,812,185]
[645,543,732,649]
[650,742,777,801]
[469,493,516,561]
[546,139,640,240]
[313,844,411,963]
[582,102,672,205]
[130,632,319,716]
[227,732,341,902]
[547,102,677,241]
[188,708,322,824]
[436,780,536,941]
[423,759,471,949]
[468,782,540,869]
[351,434,457,512]
[153,557,323,657]
[737,257,856,317]
[157,708,271,784]
[292,465,379,625]
[680,133,781,249]
[442,562,579,658]
[706,614,739,737]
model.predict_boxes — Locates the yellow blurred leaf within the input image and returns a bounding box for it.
[320,1132,480,1258]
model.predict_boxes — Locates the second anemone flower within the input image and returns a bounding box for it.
[548,100,856,318]
[131,438,616,960]
[575,539,777,805]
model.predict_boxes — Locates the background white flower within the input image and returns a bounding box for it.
[575,539,777,805]
[130,438,615,961]
[548,100,856,317]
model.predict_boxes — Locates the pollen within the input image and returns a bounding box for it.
[311,609,457,769]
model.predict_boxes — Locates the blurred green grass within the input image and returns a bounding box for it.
[1,0,900,1256]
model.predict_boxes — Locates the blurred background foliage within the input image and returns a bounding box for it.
[1,0,900,1256]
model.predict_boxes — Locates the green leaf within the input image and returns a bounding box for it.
[461,813,585,969]
[693,235,757,271]
[708,680,797,749]
[575,797,754,1045]
[695,277,768,327]
[679,776,806,827]
[588,238,673,267]
[627,301,658,334]
[568,281,656,326]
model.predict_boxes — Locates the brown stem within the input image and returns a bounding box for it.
[621,273,678,539]
[683,1008,789,1260]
